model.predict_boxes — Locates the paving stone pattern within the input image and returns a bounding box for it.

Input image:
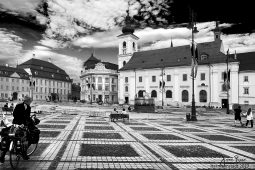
[1,109,255,170]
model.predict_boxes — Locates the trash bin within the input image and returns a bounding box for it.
[186,112,191,121]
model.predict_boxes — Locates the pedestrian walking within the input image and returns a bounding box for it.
[244,108,253,128]
[234,106,243,126]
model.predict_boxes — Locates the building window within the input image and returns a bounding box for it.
[123,41,127,54]
[17,87,19,91]
[125,77,128,83]
[222,84,227,91]
[244,76,248,82]
[182,90,189,102]
[133,42,136,51]
[183,74,187,81]
[105,78,109,83]
[12,86,14,90]
[12,79,14,82]
[151,90,157,98]
[199,90,207,102]
[98,77,102,83]
[125,86,128,92]
[201,73,205,81]
[139,76,142,82]
[152,76,156,82]
[166,90,172,98]
[105,85,109,91]
[221,72,225,80]
[6,86,9,90]
[92,77,95,82]
[138,90,144,98]
[244,87,249,94]
[167,75,171,81]
[244,101,249,104]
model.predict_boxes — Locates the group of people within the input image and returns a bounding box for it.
[1,96,38,164]
[234,106,253,128]
[3,103,14,110]
[113,106,132,114]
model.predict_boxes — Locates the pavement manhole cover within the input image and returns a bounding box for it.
[45,121,70,124]
[82,132,123,139]
[232,146,255,155]
[130,127,161,131]
[40,131,61,137]
[38,124,66,129]
[79,144,139,157]
[85,126,114,130]
[31,143,50,156]
[161,145,230,158]
[196,135,243,141]
[143,134,186,140]
[173,128,206,132]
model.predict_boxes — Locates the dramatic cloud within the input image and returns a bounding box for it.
[0,28,24,63]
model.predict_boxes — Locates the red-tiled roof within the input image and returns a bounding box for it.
[0,65,29,79]
[120,40,238,71]
[230,51,255,71]
[18,58,72,82]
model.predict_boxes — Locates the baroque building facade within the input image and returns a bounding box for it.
[0,65,30,101]
[80,54,118,104]
[117,17,255,109]
[18,58,72,101]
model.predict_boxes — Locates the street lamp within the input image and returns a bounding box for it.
[226,50,230,114]
[190,10,199,121]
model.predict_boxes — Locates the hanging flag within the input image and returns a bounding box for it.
[163,81,165,88]
[159,81,162,88]
[194,47,199,78]
[228,69,230,82]
[190,43,199,78]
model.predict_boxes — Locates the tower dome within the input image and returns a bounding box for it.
[122,10,134,34]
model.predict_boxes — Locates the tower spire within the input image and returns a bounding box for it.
[214,21,221,41]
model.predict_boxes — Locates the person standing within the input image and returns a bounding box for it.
[245,108,253,128]
[234,106,243,126]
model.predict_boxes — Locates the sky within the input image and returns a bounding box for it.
[0,0,254,83]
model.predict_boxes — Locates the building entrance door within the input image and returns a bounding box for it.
[125,97,129,104]
[222,99,228,108]
[98,95,102,102]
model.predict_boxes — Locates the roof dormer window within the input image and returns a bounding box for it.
[201,54,208,61]
[35,71,38,75]
[57,70,59,73]
[66,77,69,80]
[40,66,43,70]
[52,74,54,78]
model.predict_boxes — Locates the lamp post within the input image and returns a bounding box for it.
[190,10,199,121]
[226,50,230,114]
[161,67,165,107]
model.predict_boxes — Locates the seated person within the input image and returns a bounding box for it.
[3,103,8,110]
[113,108,118,113]
[122,108,127,114]
[9,103,14,109]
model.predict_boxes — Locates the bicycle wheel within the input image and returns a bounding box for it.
[27,143,38,156]
[9,141,21,169]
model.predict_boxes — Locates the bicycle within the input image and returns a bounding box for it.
[0,113,40,169]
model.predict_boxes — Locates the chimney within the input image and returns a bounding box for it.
[234,50,237,59]
[48,58,52,63]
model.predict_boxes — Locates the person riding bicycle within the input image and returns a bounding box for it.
[0,96,33,163]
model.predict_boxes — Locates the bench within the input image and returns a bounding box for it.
[109,113,129,122]
[2,107,13,114]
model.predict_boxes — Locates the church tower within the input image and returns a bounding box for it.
[214,21,221,42]
[117,10,139,69]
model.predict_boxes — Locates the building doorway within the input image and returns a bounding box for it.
[98,95,102,102]
[222,99,228,108]
[125,97,129,104]
[12,92,18,100]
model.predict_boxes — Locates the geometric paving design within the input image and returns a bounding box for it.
[142,134,186,140]
[1,109,255,170]
[79,144,140,157]
[130,127,161,131]
[196,134,244,141]
[82,132,123,139]
[161,145,230,157]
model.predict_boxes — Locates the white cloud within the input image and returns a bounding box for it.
[0,29,23,61]
[0,0,41,13]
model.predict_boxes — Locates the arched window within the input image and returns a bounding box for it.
[123,41,127,54]
[125,86,128,92]
[138,90,144,97]
[123,41,126,48]
[182,90,189,102]
[199,90,207,102]
[166,90,172,98]
[123,61,126,66]
[133,42,136,51]
[151,90,157,98]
